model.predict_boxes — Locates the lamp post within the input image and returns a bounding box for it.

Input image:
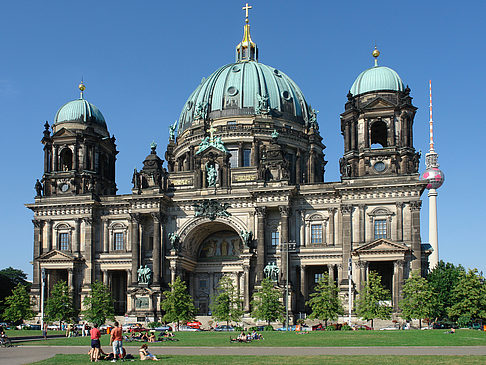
[348,258,352,325]
[40,268,46,329]
[283,241,296,331]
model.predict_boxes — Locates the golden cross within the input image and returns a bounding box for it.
[207,125,217,141]
[242,3,252,22]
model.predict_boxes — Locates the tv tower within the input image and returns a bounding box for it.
[421,81,445,270]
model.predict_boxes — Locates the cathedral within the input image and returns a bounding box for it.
[27,6,429,322]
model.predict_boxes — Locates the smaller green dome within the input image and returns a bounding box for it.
[350,66,404,96]
[54,98,106,128]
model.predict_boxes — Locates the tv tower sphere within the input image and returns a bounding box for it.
[422,167,444,190]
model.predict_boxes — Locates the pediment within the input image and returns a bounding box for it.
[353,239,409,254]
[38,250,77,262]
[52,128,77,138]
[198,145,229,157]
[362,97,396,110]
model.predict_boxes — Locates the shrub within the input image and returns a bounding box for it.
[147,321,161,329]
[234,326,243,331]
[457,315,471,328]
[325,325,336,331]
[296,318,305,326]
[264,325,274,331]
[341,324,352,331]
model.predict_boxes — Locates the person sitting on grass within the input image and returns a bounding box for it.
[148,332,156,342]
[237,332,248,342]
[139,344,159,361]
[140,331,149,342]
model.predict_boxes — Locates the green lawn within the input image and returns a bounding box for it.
[30,354,486,365]
[5,330,61,338]
[16,329,486,347]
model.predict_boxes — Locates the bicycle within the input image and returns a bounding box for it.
[0,335,12,348]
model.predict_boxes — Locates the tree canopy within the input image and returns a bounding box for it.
[251,277,284,325]
[306,273,343,326]
[447,269,486,323]
[82,281,115,326]
[210,275,243,326]
[355,271,392,328]
[161,277,196,328]
[44,280,76,324]
[400,272,437,328]
[2,283,34,324]
[427,260,465,320]
[0,267,30,320]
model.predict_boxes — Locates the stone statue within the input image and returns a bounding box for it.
[169,121,177,141]
[35,179,43,197]
[240,230,253,247]
[271,129,279,140]
[132,168,140,190]
[213,136,228,153]
[308,107,319,130]
[255,93,270,115]
[137,265,152,284]
[194,102,207,120]
[206,163,217,187]
[168,232,180,250]
[264,262,280,281]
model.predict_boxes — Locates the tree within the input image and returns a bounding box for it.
[82,281,115,326]
[210,275,243,326]
[2,283,34,324]
[427,260,464,320]
[161,277,196,329]
[306,273,343,327]
[0,267,29,287]
[44,281,76,326]
[400,272,437,328]
[447,269,486,323]
[355,271,392,328]
[251,278,284,325]
[0,267,30,320]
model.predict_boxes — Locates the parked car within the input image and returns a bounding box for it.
[276,325,297,331]
[312,323,325,331]
[353,324,373,331]
[186,321,202,329]
[214,325,235,332]
[47,324,60,331]
[179,325,201,331]
[154,325,173,332]
[379,325,399,331]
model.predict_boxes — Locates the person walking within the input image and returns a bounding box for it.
[42,322,48,340]
[109,322,123,362]
[90,323,101,362]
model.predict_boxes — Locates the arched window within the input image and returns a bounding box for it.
[370,121,388,148]
[60,148,73,171]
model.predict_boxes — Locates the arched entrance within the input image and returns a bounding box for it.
[178,219,247,315]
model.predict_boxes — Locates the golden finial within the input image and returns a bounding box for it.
[242,3,252,23]
[372,46,380,67]
[78,80,86,99]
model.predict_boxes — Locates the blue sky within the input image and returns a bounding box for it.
[0,0,484,278]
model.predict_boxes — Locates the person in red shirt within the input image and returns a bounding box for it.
[90,324,101,362]
[110,321,123,361]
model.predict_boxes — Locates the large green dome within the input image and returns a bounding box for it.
[178,61,312,133]
[54,98,107,128]
[350,65,404,96]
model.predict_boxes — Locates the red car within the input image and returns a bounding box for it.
[186,321,202,329]
[353,324,373,330]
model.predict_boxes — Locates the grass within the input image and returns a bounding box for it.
[16,329,486,347]
[5,330,60,337]
[30,354,486,364]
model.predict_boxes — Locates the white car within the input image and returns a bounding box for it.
[379,326,399,330]
[178,325,200,331]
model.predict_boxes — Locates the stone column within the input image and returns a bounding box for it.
[300,265,307,302]
[328,264,336,283]
[344,123,350,152]
[243,265,250,311]
[358,205,365,244]
[238,142,244,167]
[103,220,109,253]
[170,266,176,285]
[152,213,161,286]
[299,211,305,247]
[337,264,343,286]
[295,150,301,184]
[328,208,335,246]
[53,146,59,171]
[364,119,369,148]
[255,207,266,283]
[279,206,289,284]
[32,220,43,290]
[102,270,109,286]
[235,272,241,303]
[83,218,94,286]
[410,201,422,273]
[359,261,368,293]
[130,214,140,285]
[209,272,214,302]
[351,121,356,151]
[74,218,81,256]
[341,205,353,283]
[396,202,404,241]
[46,220,53,252]
[309,151,316,182]
[67,268,73,288]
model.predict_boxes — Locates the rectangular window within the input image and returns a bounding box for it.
[114,232,124,250]
[242,149,251,167]
[59,232,69,251]
[314,273,324,283]
[311,224,323,244]
[374,219,387,239]
[229,149,239,168]
[199,279,207,289]
[271,231,280,247]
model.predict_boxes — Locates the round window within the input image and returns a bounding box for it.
[227,86,238,96]
[282,90,292,101]
[232,65,240,72]
[373,161,386,172]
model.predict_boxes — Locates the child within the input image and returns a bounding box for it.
[139,344,159,361]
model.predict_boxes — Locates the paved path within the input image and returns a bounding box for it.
[1,345,486,365]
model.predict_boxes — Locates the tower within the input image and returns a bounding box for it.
[39,82,117,197]
[421,81,444,270]
[340,48,421,179]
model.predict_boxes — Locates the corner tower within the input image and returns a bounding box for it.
[340,48,420,179]
[39,82,117,197]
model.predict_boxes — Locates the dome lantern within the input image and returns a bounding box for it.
[236,3,258,62]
